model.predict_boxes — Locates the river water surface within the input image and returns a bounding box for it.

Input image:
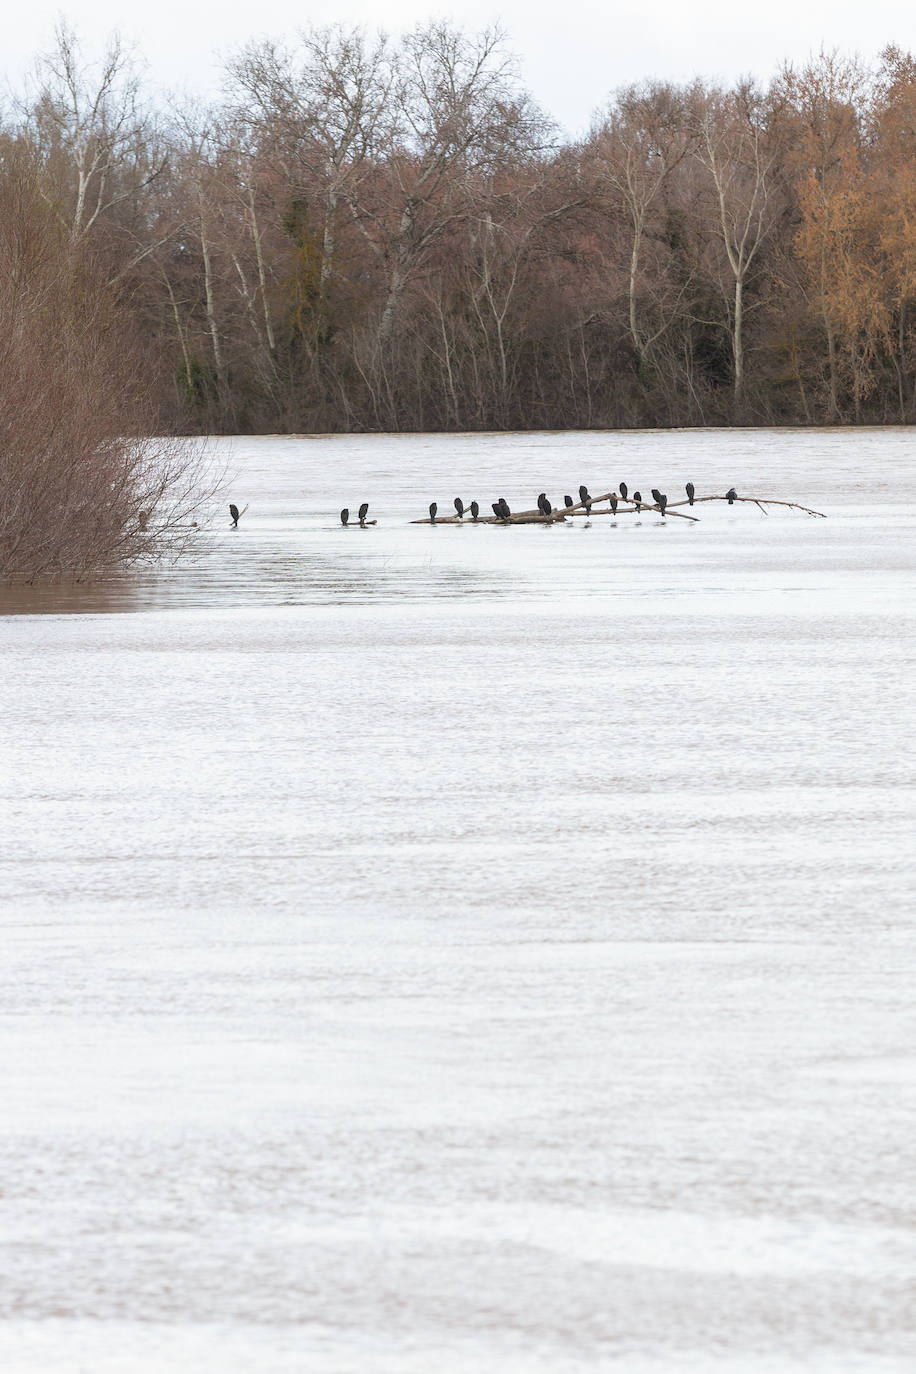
[1,429,915,1372]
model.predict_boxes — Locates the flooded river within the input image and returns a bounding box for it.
[1,429,915,1371]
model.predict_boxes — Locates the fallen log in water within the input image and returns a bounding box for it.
[411,491,700,524]
[409,490,822,525]
[666,495,826,517]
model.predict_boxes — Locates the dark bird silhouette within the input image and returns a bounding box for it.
[340,508,349,526]
[726,487,737,505]
[358,502,369,523]
[537,492,547,509]
[619,481,628,501]
[564,494,574,508]
[470,500,480,521]
[610,495,618,514]
[633,490,642,511]
[429,502,438,521]
[497,498,511,520]
[578,485,589,504]
[229,503,240,527]
[492,502,502,518]
[686,482,695,506]
[138,510,149,531]
[454,497,464,517]
[651,488,662,506]
[542,496,553,517]
[658,493,668,515]
[578,485,592,515]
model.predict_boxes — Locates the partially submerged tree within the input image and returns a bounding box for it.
[0,154,213,582]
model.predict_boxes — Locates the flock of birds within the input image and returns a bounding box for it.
[227,484,743,529]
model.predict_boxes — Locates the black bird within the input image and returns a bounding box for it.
[470,500,480,521]
[686,482,695,506]
[340,508,349,526]
[358,502,369,524]
[454,497,465,518]
[542,496,553,517]
[633,490,642,511]
[726,487,737,505]
[229,503,240,527]
[578,485,589,504]
[564,494,574,508]
[658,493,668,516]
[619,481,628,501]
[537,492,547,509]
[497,498,511,520]
[429,502,438,521]
[651,488,662,506]
[610,495,618,514]
[492,502,502,518]
[578,485,592,515]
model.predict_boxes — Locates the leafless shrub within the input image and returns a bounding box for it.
[0,153,217,582]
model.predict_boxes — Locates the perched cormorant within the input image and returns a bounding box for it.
[429,502,438,521]
[651,488,662,506]
[564,495,574,508]
[578,485,589,503]
[619,482,628,501]
[358,502,369,524]
[542,496,553,517]
[726,487,737,504]
[686,482,695,506]
[578,485,592,515]
[229,503,240,527]
[492,502,502,518]
[454,497,465,518]
[610,495,618,514]
[632,490,642,511]
[497,498,511,520]
[658,493,668,515]
[340,508,349,526]
[470,500,480,520]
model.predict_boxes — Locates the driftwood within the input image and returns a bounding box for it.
[411,491,699,524]
[676,494,826,517]
[410,489,825,525]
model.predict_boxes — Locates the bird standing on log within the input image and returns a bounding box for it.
[651,488,662,507]
[564,495,574,509]
[340,508,349,526]
[454,497,464,518]
[658,494,668,515]
[686,482,695,506]
[726,488,737,504]
[619,482,628,501]
[579,485,592,515]
[610,495,618,514]
[358,502,369,525]
[632,490,642,511]
[470,500,480,520]
[429,502,438,521]
[229,504,241,527]
[497,498,511,520]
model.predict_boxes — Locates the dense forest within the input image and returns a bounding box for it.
[4,22,916,434]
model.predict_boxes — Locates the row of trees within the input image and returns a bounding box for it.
[5,22,916,433]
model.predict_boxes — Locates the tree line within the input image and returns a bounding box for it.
[4,22,916,434]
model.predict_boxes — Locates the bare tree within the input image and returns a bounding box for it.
[691,81,786,414]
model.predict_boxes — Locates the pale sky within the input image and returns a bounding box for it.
[3,1,914,136]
